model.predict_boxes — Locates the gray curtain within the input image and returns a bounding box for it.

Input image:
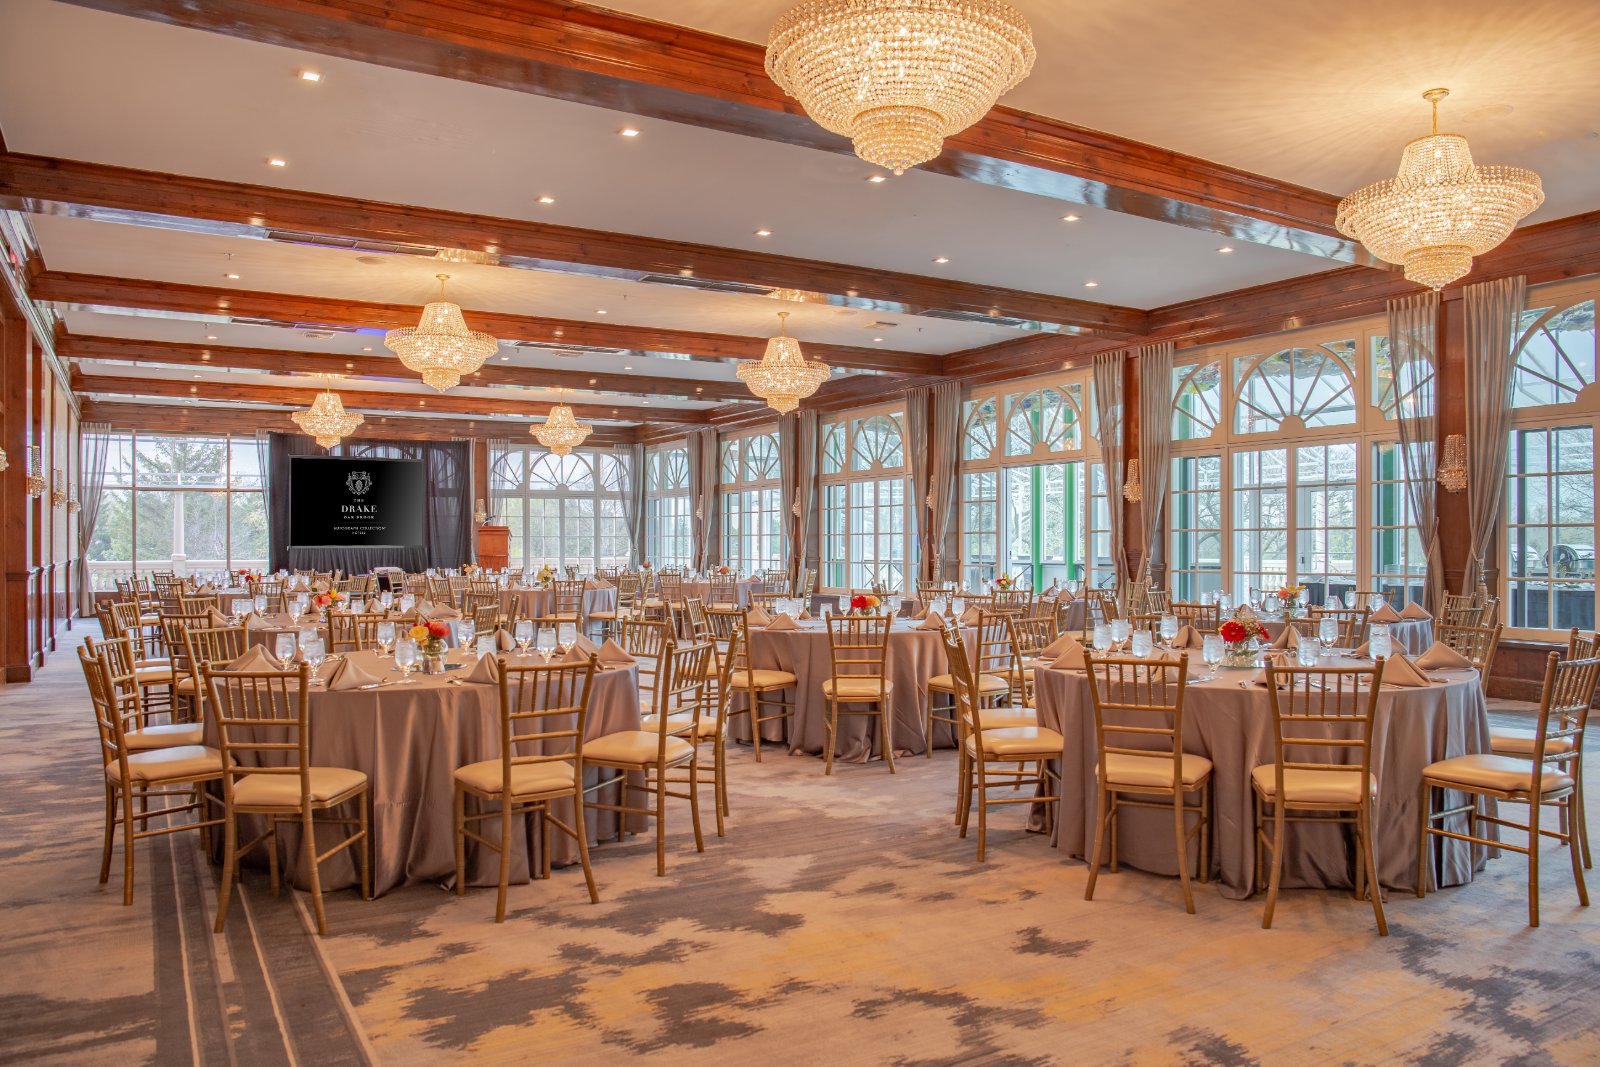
[486,437,511,524]
[1387,291,1444,612]
[779,410,818,591]
[1461,276,1527,594]
[687,427,720,572]
[907,382,960,583]
[1136,342,1174,585]
[623,443,646,567]
[77,422,111,615]
[1093,351,1128,587]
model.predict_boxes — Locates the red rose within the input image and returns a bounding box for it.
[1219,621,1247,643]
[850,594,869,610]
[426,620,450,638]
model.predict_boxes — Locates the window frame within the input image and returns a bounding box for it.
[820,403,911,593]
[718,427,784,574]
[489,444,631,573]
[643,444,692,568]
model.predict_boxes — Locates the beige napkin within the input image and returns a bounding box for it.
[206,607,232,628]
[767,613,799,631]
[597,638,637,668]
[561,645,593,664]
[1171,624,1204,650]
[1369,603,1402,623]
[1416,641,1473,670]
[225,645,284,671]
[493,627,517,651]
[1250,667,1290,690]
[422,603,461,621]
[798,608,812,620]
[1400,602,1432,621]
[572,633,599,657]
[1044,632,1088,669]
[463,653,501,684]
[746,605,774,628]
[1382,654,1431,687]
[916,611,947,631]
[960,606,982,626]
[1270,626,1300,650]
[1350,641,1369,657]
[1058,589,1075,603]
[324,656,383,690]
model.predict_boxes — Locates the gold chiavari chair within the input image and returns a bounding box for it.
[83,635,205,750]
[1144,589,1173,615]
[1084,588,1121,635]
[100,609,177,717]
[470,579,500,599]
[1568,628,1600,659]
[641,630,744,838]
[205,661,371,936]
[682,597,713,643]
[428,576,455,607]
[83,642,222,906]
[1005,614,1058,708]
[706,607,796,764]
[1438,621,1503,676]
[474,603,508,635]
[1124,579,1151,617]
[761,568,790,592]
[822,615,894,775]
[798,567,817,602]
[179,594,221,616]
[1171,601,1220,634]
[538,580,585,627]
[453,657,601,921]
[404,574,430,597]
[584,641,713,876]
[1440,592,1481,628]
[1130,612,1164,637]
[588,573,640,638]
[747,591,789,616]
[251,578,285,602]
[925,614,1014,759]
[943,627,1062,861]
[109,600,167,663]
[159,611,213,720]
[1254,660,1387,935]
[1350,589,1395,610]
[462,590,500,620]
[1310,605,1370,648]
[328,611,387,654]
[1082,652,1211,914]
[708,573,740,607]
[182,625,249,695]
[1419,653,1598,926]
[617,618,672,710]
[1490,628,1585,868]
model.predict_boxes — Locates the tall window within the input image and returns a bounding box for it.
[645,446,692,567]
[490,446,630,572]
[821,407,910,592]
[958,373,1106,590]
[1168,318,1424,604]
[719,430,782,574]
[88,432,268,589]
[1505,284,1598,636]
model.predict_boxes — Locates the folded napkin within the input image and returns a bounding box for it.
[493,627,517,651]
[571,633,599,657]
[561,644,594,664]
[246,612,295,631]
[1416,641,1473,670]
[1043,580,1059,596]
[1382,653,1431,687]
[798,608,812,620]
[767,613,799,631]
[1058,589,1075,603]
[1044,632,1088,669]
[960,606,982,626]
[225,645,284,671]
[1270,626,1300,650]
[1250,667,1291,690]
[1369,603,1402,624]
[206,607,232,628]
[463,653,501,684]
[597,638,637,668]
[746,606,774,628]
[916,611,947,631]
[1400,602,1432,621]
[421,603,461,621]
[324,656,383,690]
[1350,641,1369,657]
[1171,624,1204,650]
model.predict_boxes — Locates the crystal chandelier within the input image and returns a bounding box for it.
[737,312,830,413]
[532,391,592,456]
[1336,89,1543,291]
[383,273,498,391]
[765,0,1035,175]
[1438,433,1469,493]
[291,381,364,448]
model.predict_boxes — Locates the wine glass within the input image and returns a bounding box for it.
[1159,614,1179,646]
[1110,618,1132,648]
[1263,593,1281,615]
[557,622,577,654]
[375,620,396,657]
[1368,594,1386,613]
[514,619,533,656]
[1201,634,1224,680]
[1297,637,1320,668]
[1369,623,1392,660]
[1319,616,1340,649]
[950,596,965,617]
[293,593,310,618]
[274,632,296,664]
[476,634,497,659]
[379,590,394,610]
[536,627,557,663]
[303,636,327,685]
[253,594,268,616]
[1130,630,1154,658]
[1092,623,1112,652]
[457,618,476,652]
[400,593,415,613]
[394,638,419,683]
[230,598,250,623]
[1218,592,1234,613]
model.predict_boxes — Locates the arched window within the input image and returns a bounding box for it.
[1171,360,1222,440]
[962,398,998,462]
[1003,386,1082,457]
[851,414,905,471]
[720,429,783,573]
[489,445,630,572]
[821,408,910,592]
[1232,342,1358,434]
[645,446,691,567]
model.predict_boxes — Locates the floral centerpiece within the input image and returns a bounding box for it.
[409,619,451,672]
[1218,617,1267,668]
[535,563,556,586]
[312,589,346,620]
[640,560,653,572]
[1275,583,1306,614]
[993,573,1015,592]
[848,592,883,616]
[716,564,732,576]
[464,562,480,577]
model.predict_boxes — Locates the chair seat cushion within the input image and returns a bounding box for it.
[1422,753,1575,795]
[173,676,201,696]
[1251,764,1375,806]
[106,745,222,783]
[232,766,368,808]
[125,722,206,751]
[1100,751,1213,789]
[822,677,893,700]
[964,725,1064,758]
[1488,728,1576,757]
[585,730,694,767]
[588,610,620,620]
[927,672,1009,694]
[537,612,580,622]
[979,709,1039,731]
[136,666,175,686]
[641,714,720,740]
[728,669,797,690]
[455,758,575,798]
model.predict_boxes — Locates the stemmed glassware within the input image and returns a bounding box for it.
[514,619,533,657]
[375,620,396,657]
[457,618,476,655]
[557,622,577,656]
[1092,623,1112,653]
[293,592,310,618]
[536,627,557,663]
[1130,629,1154,658]
[1110,618,1132,649]
[394,638,419,683]
[274,632,296,664]
[1369,623,1393,660]
[1200,633,1224,681]
[254,594,268,616]
[1319,616,1340,650]
[303,636,327,685]
[1159,614,1178,646]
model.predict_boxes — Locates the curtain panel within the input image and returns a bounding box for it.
[906,382,960,583]
[623,443,646,567]
[76,422,111,615]
[1387,291,1445,611]
[1093,351,1128,587]
[1461,276,1527,594]
[486,438,511,524]
[1135,342,1174,584]
[686,428,720,572]
[779,411,819,592]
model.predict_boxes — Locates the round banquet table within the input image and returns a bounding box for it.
[1254,613,1434,654]
[205,648,643,895]
[1032,657,1489,900]
[500,582,618,621]
[671,578,761,608]
[737,618,977,762]
[902,596,1089,632]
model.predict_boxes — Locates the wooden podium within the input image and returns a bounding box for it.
[476,525,510,570]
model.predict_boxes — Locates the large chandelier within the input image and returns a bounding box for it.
[383,273,498,391]
[291,381,364,448]
[532,391,592,456]
[737,312,830,413]
[1336,89,1543,291]
[765,0,1035,176]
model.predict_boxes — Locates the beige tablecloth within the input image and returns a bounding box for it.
[1033,660,1489,899]
[500,584,618,621]
[1254,613,1433,654]
[206,649,643,895]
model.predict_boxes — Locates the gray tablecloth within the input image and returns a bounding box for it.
[1033,661,1489,900]
[1253,613,1433,654]
[206,649,643,895]
[499,583,618,621]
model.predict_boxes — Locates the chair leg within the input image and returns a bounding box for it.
[1576,768,1591,870]
[1360,804,1388,936]
[574,793,601,904]
[357,793,372,901]
[1262,803,1286,929]
[303,809,328,936]
[1566,795,1589,908]
[1415,781,1431,898]
[100,784,116,885]
[1199,782,1211,885]
[654,768,668,877]
[956,749,971,830]
[975,762,988,862]
[1174,789,1196,915]
[750,695,763,764]
[453,787,467,896]
[121,785,137,906]
[214,809,237,934]
[494,801,512,923]
[881,703,895,774]
[1084,789,1110,901]
[712,741,727,839]
[1529,800,1541,928]
[823,701,836,776]
[688,754,705,854]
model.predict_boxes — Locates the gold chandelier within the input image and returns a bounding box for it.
[383,273,498,391]
[532,391,592,456]
[291,381,364,448]
[737,311,830,413]
[1336,89,1543,291]
[765,0,1035,176]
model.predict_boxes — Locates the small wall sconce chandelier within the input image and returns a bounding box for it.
[51,468,67,509]
[1438,434,1468,493]
[1122,458,1143,503]
[24,447,45,499]
[473,497,489,525]
[66,496,80,514]
[0,446,9,473]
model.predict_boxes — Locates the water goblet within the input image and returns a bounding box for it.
[254,594,268,616]
[950,596,965,617]
[394,638,419,683]
[1159,614,1179,646]
[1201,634,1224,679]
[274,632,296,664]
[1110,618,1132,648]
[1318,616,1339,649]
[1218,592,1234,613]
[293,593,310,618]
[557,622,577,654]
[536,627,557,663]
[457,618,476,652]
[1263,594,1281,615]
[476,634,497,660]
[1130,630,1154,658]
[400,594,415,613]
[303,636,327,685]
[1368,594,1385,614]
[375,620,396,657]
[514,619,533,657]
[1297,638,1320,668]
[1369,623,1392,661]
[230,598,250,623]
[1092,623,1112,652]
[379,590,393,609]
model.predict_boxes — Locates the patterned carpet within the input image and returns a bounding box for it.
[4,625,1598,1066]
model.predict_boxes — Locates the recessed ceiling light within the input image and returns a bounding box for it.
[1060,214,1080,222]
[619,127,640,138]
[596,309,607,315]
[933,256,949,264]
[866,174,888,184]
[1217,246,1235,254]
[624,365,633,371]
[589,378,598,385]
[298,70,322,82]
[200,353,211,361]
[205,334,218,340]
[361,346,372,352]
[873,337,884,343]
[536,195,556,205]
[500,355,510,361]
[267,158,287,168]
[224,273,240,280]
[193,373,201,378]
[754,229,772,237]
[1084,280,1099,288]
[642,400,651,405]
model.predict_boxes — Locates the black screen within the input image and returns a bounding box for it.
[289,457,426,547]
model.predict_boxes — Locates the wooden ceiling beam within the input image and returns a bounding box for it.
[31,271,940,374]
[57,0,1364,263]
[0,151,1146,338]
[56,332,755,403]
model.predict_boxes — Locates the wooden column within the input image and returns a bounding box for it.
[1121,350,1142,584]
[1,288,37,681]
[1435,294,1473,594]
